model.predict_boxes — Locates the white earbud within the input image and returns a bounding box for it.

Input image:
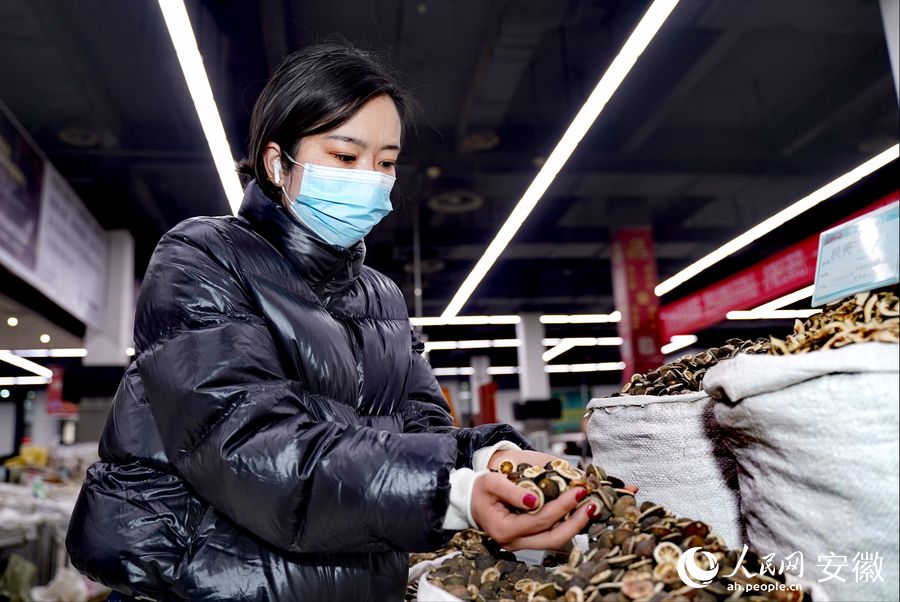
[273,160,282,185]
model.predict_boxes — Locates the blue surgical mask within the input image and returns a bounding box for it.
[283,160,395,249]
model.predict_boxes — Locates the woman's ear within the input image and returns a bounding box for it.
[262,143,283,184]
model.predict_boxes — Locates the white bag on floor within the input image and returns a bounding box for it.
[586,392,743,548]
[704,343,900,602]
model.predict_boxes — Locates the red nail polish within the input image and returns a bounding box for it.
[523,494,538,509]
[575,488,588,502]
[586,504,597,518]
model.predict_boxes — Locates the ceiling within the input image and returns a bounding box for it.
[0,0,897,384]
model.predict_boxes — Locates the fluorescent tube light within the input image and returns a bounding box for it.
[543,340,578,362]
[411,315,521,327]
[727,309,821,320]
[660,335,698,355]
[424,339,521,352]
[441,0,681,319]
[656,145,900,296]
[0,376,51,386]
[425,337,623,354]
[457,340,493,350]
[432,367,475,377]
[542,337,625,362]
[158,0,244,214]
[11,348,88,358]
[751,285,815,312]
[545,362,626,373]
[0,351,53,378]
[432,362,626,377]
[540,312,622,324]
[413,313,624,327]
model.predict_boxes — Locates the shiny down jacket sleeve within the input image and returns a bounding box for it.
[401,325,532,465]
[135,228,460,554]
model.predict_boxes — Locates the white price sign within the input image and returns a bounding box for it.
[812,201,900,307]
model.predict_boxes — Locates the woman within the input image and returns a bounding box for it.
[67,44,596,601]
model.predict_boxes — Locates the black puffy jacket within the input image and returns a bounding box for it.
[66,182,528,601]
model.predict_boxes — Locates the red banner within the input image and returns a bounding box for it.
[46,366,79,417]
[660,191,900,339]
[612,228,665,379]
[474,381,498,425]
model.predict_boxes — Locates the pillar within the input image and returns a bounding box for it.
[84,230,134,366]
[609,199,664,381]
[469,355,490,419]
[515,313,550,400]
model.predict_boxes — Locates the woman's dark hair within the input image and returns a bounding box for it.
[237,43,413,199]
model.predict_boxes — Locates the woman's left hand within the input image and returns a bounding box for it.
[487,448,638,494]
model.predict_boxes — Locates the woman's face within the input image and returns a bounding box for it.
[264,94,402,205]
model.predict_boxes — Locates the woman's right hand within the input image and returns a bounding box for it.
[470,472,595,551]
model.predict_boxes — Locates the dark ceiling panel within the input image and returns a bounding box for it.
[0,0,894,346]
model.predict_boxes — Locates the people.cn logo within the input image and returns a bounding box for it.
[677,547,720,588]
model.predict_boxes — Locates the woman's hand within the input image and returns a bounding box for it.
[470,472,595,551]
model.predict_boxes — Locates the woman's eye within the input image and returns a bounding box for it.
[380,161,396,170]
[334,154,355,163]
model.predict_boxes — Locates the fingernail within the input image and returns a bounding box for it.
[523,494,538,508]
[575,488,588,502]
[586,504,597,518]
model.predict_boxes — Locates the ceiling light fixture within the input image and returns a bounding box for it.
[751,285,815,312]
[11,348,88,358]
[0,376,51,386]
[412,313,625,327]
[656,145,899,297]
[660,335,699,355]
[542,337,624,362]
[542,340,578,362]
[39,334,51,344]
[540,312,622,324]
[158,0,243,214]
[6,317,18,327]
[727,309,822,320]
[0,351,54,378]
[545,362,626,374]
[440,0,681,319]
[431,362,626,377]
[424,339,521,352]
[411,315,521,327]
[424,336,624,354]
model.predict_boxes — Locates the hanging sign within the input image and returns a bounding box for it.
[812,201,900,307]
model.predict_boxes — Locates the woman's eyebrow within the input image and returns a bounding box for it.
[325,134,400,152]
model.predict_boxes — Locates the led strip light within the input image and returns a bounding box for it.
[158,0,243,214]
[441,0,682,319]
[0,350,54,378]
[432,362,626,377]
[656,146,899,297]
[411,313,621,327]
[0,376,51,386]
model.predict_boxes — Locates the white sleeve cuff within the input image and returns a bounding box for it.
[442,468,486,531]
[472,440,522,473]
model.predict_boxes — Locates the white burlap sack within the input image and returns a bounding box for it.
[704,343,900,602]
[586,391,743,548]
